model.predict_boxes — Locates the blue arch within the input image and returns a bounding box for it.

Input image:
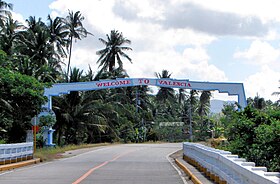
[43,78,247,110]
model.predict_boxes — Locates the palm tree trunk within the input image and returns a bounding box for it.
[66,36,73,82]
[109,57,115,73]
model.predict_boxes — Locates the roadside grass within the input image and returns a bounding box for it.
[34,141,176,162]
[34,143,110,162]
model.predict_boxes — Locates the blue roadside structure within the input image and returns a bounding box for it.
[43,78,247,110]
[41,78,247,146]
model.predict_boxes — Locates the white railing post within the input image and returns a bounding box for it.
[183,142,280,184]
[0,142,34,165]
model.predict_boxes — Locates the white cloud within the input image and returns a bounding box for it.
[211,91,238,102]
[113,0,165,20]
[180,47,228,81]
[49,0,222,81]
[234,40,280,65]
[265,29,280,41]
[163,2,269,37]
[183,0,280,23]
[244,65,280,101]
[47,0,279,102]
[11,12,26,26]
[169,29,216,47]
[70,48,99,72]
[50,0,118,33]
[124,46,227,83]
[183,47,209,63]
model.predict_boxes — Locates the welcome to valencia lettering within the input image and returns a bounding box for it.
[95,80,131,88]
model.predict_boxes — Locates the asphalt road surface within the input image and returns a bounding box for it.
[0,143,187,184]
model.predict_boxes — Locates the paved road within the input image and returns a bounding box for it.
[0,143,186,184]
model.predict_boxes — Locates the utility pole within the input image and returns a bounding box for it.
[135,89,139,114]
[189,101,193,142]
[135,88,145,142]
[32,116,38,153]
[135,89,139,142]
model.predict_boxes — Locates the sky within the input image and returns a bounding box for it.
[7,0,280,102]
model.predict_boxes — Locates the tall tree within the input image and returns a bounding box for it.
[52,67,134,144]
[47,15,69,59]
[178,88,187,105]
[0,15,24,55]
[25,16,46,33]
[197,91,212,117]
[96,30,132,73]
[0,66,45,142]
[195,91,212,140]
[187,89,198,141]
[252,95,266,110]
[15,16,62,82]
[65,10,91,81]
[0,0,12,25]
[94,67,129,80]
[155,70,175,103]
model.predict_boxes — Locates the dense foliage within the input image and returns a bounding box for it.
[0,53,46,142]
[221,103,280,172]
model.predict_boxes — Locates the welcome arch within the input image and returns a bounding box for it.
[43,78,247,110]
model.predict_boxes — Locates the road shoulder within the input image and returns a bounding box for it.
[170,150,215,184]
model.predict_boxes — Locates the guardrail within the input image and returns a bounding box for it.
[0,142,33,165]
[183,142,280,184]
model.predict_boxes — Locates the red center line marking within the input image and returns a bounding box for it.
[72,149,135,184]
[72,161,108,184]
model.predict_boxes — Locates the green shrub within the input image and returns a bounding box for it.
[224,106,280,172]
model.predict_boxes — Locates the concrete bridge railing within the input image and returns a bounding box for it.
[183,142,280,184]
[0,142,33,165]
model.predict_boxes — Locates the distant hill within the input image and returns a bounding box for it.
[210,99,236,113]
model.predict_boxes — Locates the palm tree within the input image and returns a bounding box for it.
[187,89,198,141]
[53,67,134,144]
[248,94,266,110]
[53,89,109,145]
[47,15,69,59]
[154,70,179,130]
[15,16,62,82]
[65,10,91,81]
[155,70,175,102]
[196,90,212,140]
[178,88,187,105]
[96,30,132,73]
[0,15,24,55]
[197,91,212,117]
[136,85,153,112]
[177,88,189,130]
[25,16,47,33]
[0,0,12,25]
[94,66,129,80]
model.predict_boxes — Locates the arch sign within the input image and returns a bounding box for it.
[43,78,247,110]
